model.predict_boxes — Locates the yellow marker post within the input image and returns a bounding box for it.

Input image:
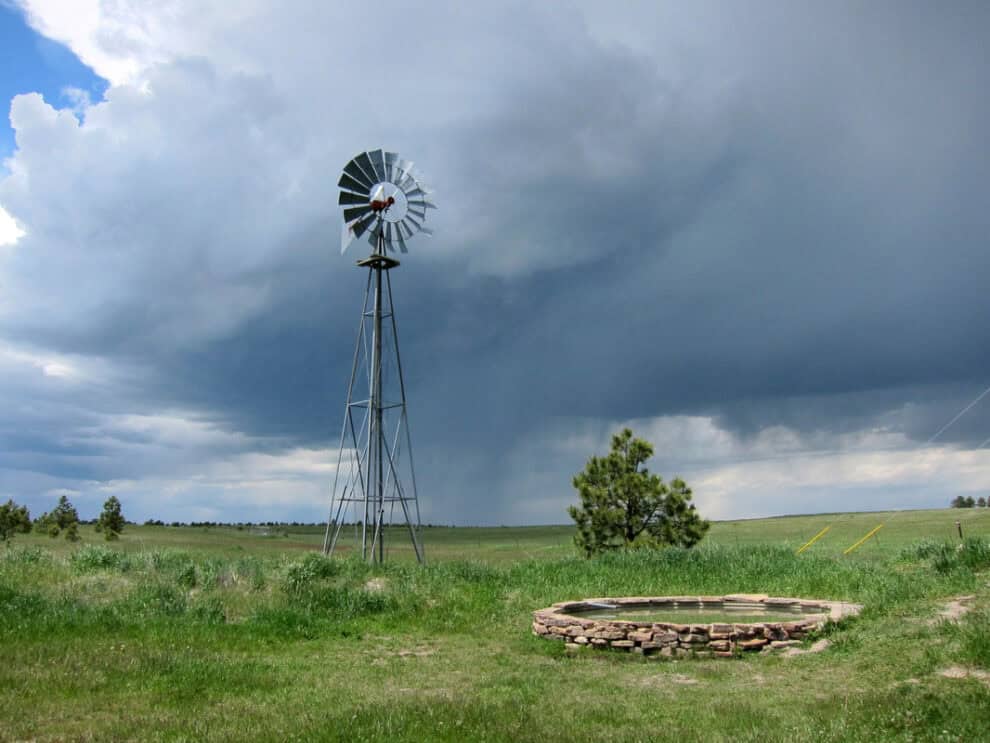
[796,525,831,555]
[843,524,884,555]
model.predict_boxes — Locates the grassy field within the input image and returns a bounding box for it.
[1,509,989,741]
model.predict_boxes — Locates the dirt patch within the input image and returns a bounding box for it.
[363,577,387,593]
[396,647,436,658]
[928,595,975,625]
[781,639,830,658]
[938,666,990,686]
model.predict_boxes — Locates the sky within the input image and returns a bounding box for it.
[1,1,989,526]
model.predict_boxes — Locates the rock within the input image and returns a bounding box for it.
[532,623,549,635]
[654,631,679,644]
[549,626,569,636]
[566,626,585,637]
[739,638,768,650]
[709,623,733,635]
[708,640,731,651]
[611,640,635,648]
[681,634,708,644]
[628,630,653,643]
[586,627,627,641]
[763,627,786,641]
[590,638,609,646]
[724,594,768,603]
[668,624,691,634]
[541,616,576,628]
[639,641,662,650]
[574,636,589,645]
[770,640,801,648]
[631,646,645,655]
[659,646,674,657]
[765,597,799,606]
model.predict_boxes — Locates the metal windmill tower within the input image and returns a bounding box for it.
[322,149,435,564]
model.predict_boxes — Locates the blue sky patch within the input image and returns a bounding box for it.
[0,3,106,162]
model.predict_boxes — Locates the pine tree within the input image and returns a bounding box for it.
[568,428,709,557]
[0,499,31,541]
[96,496,125,540]
[36,495,81,539]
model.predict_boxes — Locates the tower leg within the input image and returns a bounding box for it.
[324,249,424,564]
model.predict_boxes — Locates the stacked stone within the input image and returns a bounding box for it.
[531,595,861,658]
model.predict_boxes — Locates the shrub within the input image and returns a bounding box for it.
[70,544,132,573]
[283,553,339,594]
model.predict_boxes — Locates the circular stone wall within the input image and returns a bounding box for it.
[532,594,862,657]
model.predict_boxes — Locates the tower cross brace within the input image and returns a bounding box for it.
[322,230,424,563]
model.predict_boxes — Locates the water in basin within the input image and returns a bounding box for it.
[565,601,824,624]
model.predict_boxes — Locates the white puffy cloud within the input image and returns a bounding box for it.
[494,414,990,523]
[0,205,25,246]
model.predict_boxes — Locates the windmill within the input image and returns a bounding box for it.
[323,149,435,563]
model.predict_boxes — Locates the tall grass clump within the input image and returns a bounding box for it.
[70,544,134,573]
[955,610,990,667]
[900,537,990,574]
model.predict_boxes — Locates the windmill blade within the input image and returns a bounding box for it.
[393,159,414,185]
[343,205,373,223]
[396,231,408,254]
[341,221,356,255]
[338,191,370,206]
[341,212,375,255]
[354,151,379,183]
[369,149,386,183]
[351,212,375,239]
[343,160,374,190]
[404,214,423,231]
[407,206,426,220]
[406,192,437,209]
[407,198,436,212]
[384,151,400,182]
[338,172,370,196]
[419,226,434,237]
[383,222,393,253]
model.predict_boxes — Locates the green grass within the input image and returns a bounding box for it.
[1,510,989,741]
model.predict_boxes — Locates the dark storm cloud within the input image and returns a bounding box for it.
[2,1,990,522]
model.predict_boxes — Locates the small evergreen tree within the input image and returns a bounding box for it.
[0,499,32,541]
[64,522,80,542]
[568,428,709,557]
[95,496,125,540]
[36,495,81,539]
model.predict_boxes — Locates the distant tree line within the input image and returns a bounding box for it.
[0,495,126,543]
[951,496,987,508]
